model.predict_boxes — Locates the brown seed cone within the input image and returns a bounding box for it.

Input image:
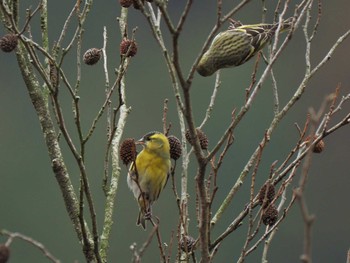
[120,38,138,57]
[180,235,196,252]
[185,128,209,150]
[83,48,102,65]
[304,135,325,153]
[262,204,278,226]
[313,139,325,153]
[119,0,133,7]
[167,135,182,160]
[0,34,18,53]
[258,182,276,208]
[0,244,10,263]
[119,138,137,166]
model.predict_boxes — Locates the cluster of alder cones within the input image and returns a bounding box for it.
[258,182,278,226]
[83,38,137,66]
[119,128,209,166]
[257,135,325,226]
[0,32,137,67]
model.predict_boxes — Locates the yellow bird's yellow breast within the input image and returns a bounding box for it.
[135,149,171,201]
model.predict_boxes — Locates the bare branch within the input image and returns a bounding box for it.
[199,71,222,128]
[1,230,61,263]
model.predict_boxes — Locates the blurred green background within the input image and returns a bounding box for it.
[1,0,350,262]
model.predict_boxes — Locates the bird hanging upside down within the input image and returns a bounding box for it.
[197,18,293,77]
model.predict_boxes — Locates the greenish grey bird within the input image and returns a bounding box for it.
[197,19,292,77]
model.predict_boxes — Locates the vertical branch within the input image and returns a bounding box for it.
[296,144,315,263]
[270,69,280,115]
[40,0,49,54]
[51,81,101,262]
[303,0,313,75]
[139,2,191,238]
[15,39,95,263]
[100,78,130,261]
[73,33,84,151]
[103,25,112,144]
[296,187,315,263]
[162,98,170,134]
[100,7,131,262]
[196,164,210,263]
[102,26,112,193]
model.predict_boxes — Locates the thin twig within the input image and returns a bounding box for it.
[239,143,265,260]
[1,230,61,263]
[138,225,159,259]
[162,98,171,135]
[149,218,167,263]
[245,53,261,101]
[55,2,77,49]
[199,71,221,129]
[17,1,42,36]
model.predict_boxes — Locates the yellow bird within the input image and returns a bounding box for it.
[127,131,171,229]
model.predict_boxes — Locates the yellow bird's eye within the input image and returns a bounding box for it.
[143,131,156,140]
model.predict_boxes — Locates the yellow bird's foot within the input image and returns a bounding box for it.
[144,211,152,220]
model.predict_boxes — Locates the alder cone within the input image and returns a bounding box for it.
[0,34,18,52]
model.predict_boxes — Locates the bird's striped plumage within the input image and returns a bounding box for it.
[197,19,292,77]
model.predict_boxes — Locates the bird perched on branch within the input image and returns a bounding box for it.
[127,131,171,229]
[196,18,293,77]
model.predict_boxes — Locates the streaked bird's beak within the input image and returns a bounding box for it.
[135,137,145,145]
